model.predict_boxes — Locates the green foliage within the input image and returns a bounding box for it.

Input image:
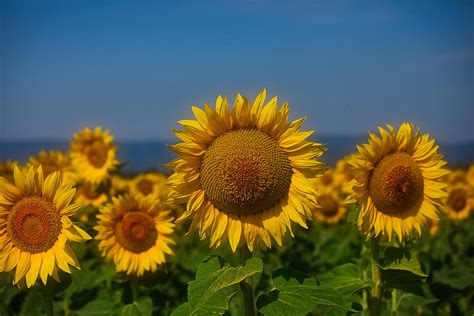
[1,201,474,315]
[172,256,263,315]
[319,263,373,297]
[257,268,355,316]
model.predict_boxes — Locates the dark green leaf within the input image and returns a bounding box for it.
[172,256,262,315]
[258,268,355,316]
[319,263,372,296]
[381,247,427,277]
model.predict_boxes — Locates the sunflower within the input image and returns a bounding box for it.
[444,183,473,221]
[445,169,467,186]
[335,155,357,194]
[0,166,91,288]
[111,175,131,197]
[130,172,168,200]
[0,160,17,182]
[167,89,325,252]
[312,191,346,224]
[28,150,75,183]
[70,127,118,184]
[74,182,108,208]
[348,123,448,242]
[427,219,439,236]
[467,165,474,188]
[314,169,341,192]
[95,195,175,276]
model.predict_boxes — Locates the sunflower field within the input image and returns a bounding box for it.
[1,90,473,316]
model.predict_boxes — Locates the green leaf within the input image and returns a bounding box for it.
[75,289,124,315]
[120,297,152,316]
[257,268,355,316]
[397,293,437,307]
[319,263,372,297]
[382,270,425,296]
[381,247,427,277]
[433,263,474,290]
[171,256,263,316]
[171,303,191,316]
[120,304,140,316]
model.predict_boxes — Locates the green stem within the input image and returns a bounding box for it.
[42,287,54,316]
[370,237,382,316]
[130,277,140,302]
[240,246,256,316]
[391,288,397,312]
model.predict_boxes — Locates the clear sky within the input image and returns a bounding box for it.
[1,0,473,143]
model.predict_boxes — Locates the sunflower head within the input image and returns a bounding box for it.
[130,172,168,201]
[167,89,325,252]
[444,183,473,221]
[0,166,91,288]
[348,123,448,242]
[28,150,75,183]
[95,195,175,276]
[70,127,118,184]
[445,169,467,186]
[74,181,108,208]
[110,175,131,197]
[312,191,346,224]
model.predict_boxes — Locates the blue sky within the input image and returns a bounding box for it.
[1,0,473,143]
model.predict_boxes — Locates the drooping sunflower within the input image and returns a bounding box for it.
[348,123,449,242]
[28,150,75,184]
[312,191,346,224]
[74,181,108,208]
[95,195,175,276]
[0,166,91,288]
[167,89,325,252]
[444,183,473,221]
[70,127,118,184]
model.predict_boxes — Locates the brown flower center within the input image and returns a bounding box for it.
[115,212,157,253]
[200,128,293,217]
[369,152,424,215]
[317,194,339,216]
[7,196,61,253]
[447,188,467,212]
[136,179,154,196]
[86,140,108,168]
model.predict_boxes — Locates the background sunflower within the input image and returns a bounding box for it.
[348,123,449,242]
[95,195,175,276]
[0,166,91,288]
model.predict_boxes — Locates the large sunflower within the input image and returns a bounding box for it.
[0,166,91,288]
[28,150,75,183]
[95,195,175,276]
[70,127,118,184]
[444,183,473,221]
[167,89,325,252]
[348,123,448,242]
